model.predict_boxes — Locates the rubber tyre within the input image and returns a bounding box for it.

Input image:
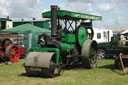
[81,40,98,69]
[98,49,107,59]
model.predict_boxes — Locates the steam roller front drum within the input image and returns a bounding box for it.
[24,52,62,78]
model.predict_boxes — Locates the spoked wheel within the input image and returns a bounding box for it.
[81,40,98,69]
[5,45,20,63]
[98,49,107,59]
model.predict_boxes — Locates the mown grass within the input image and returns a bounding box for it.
[0,59,128,85]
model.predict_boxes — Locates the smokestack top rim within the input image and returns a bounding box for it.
[51,5,58,9]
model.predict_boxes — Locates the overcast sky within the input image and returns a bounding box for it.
[0,0,128,29]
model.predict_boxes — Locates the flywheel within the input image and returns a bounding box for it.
[76,25,87,47]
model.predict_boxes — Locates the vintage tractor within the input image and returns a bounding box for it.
[114,34,128,73]
[0,33,26,63]
[23,5,102,77]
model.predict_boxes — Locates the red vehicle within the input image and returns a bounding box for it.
[0,33,26,63]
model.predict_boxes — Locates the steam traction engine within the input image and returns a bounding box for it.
[0,34,26,63]
[23,5,102,77]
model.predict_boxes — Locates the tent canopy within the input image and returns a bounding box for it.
[117,30,125,35]
[120,30,128,34]
[0,23,51,51]
[0,23,51,34]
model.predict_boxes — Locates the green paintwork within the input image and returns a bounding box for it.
[0,23,51,34]
[0,18,12,21]
[29,48,60,65]
[66,34,76,43]
[78,26,87,46]
[111,35,120,46]
[42,10,102,20]
[61,31,66,41]
[29,43,74,64]
[60,43,74,52]
[61,32,76,43]
[89,47,95,64]
[13,20,50,30]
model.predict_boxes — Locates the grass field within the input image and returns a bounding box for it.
[0,59,128,85]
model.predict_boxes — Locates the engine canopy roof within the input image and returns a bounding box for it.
[42,10,102,21]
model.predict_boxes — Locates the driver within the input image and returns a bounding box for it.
[119,35,126,46]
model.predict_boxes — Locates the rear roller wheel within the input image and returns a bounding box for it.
[81,40,98,69]
[5,45,20,63]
